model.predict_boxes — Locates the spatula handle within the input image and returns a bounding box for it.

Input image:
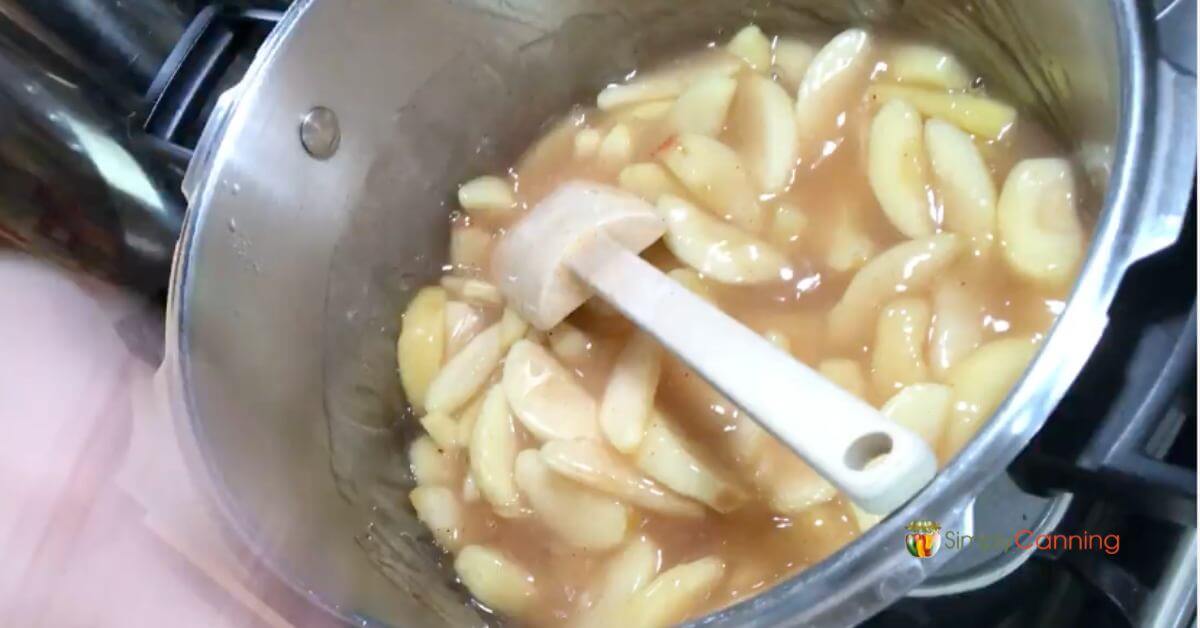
[566,233,937,514]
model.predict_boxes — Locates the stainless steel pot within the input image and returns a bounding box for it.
[158,0,1196,625]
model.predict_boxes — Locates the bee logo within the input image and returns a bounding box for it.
[905,520,942,558]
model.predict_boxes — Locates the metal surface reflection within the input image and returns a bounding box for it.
[0,3,185,292]
[0,0,185,104]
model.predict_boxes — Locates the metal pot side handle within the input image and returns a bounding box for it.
[1131,0,1197,264]
[146,6,288,204]
[183,83,245,205]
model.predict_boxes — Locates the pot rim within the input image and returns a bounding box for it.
[162,0,1194,625]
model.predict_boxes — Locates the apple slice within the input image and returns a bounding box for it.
[454,546,537,616]
[575,537,660,628]
[729,74,798,194]
[514,450,628,550]
[870,297,933,399]
[881,383,954,452]
[929,276,985,378]
[539,439,705,518]
[795,29,873,154]
[575,127,602,159]
[619,557,725,627]
[656,134,764,231]
[409,486,464,551]
[727,24,771,71]
[868,98,937,237]
[772,37,816,93]
[397,286,446,411]
[449,226,491,270]
[824,205,876,273]
[817,358,868,399]
[458,175,516,214]
[440,275,503,305]
[769,202,809,248]
[502,340,599,441]
[618,162,689,204]
[469,384,524,517]
[410,435,459,487]
[670,75,737,137]
[887,44,972,89]
[941,337,1038,459]
[866,84,1017,140]
[420,411,460,450]
[599,332,662,453]
[425,322,503,415]
[828,234,963,347]
[996,158,1085,288]
[635,412,748,513]
[925,118,997,245]
[597,49,742,110]
[444,300,484,358]
[597,124,634,172]
[657,195,791,285]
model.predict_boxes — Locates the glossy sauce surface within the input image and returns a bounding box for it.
[399,26,1089,627]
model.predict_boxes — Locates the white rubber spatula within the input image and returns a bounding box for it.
[493,180,936,514]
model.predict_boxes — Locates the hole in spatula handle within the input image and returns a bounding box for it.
[844,432,893,470]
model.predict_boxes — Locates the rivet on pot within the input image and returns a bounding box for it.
[299,106,340,160]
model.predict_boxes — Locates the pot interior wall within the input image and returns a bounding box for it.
[180,0,1121,624]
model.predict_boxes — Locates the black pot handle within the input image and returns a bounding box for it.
[1011,206,1197,527]
[142,5,283,161]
